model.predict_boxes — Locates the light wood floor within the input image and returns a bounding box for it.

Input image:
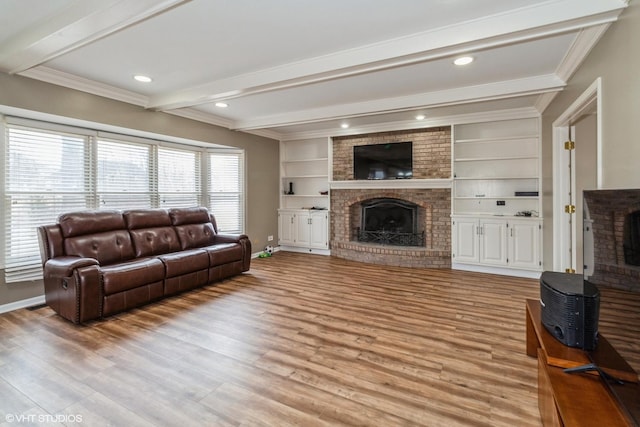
[2,253,550,426]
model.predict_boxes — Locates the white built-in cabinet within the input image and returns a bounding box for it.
[452,216,542,271]
[278,209,329,251]
[278,137,330,253]
[452,117,542,275]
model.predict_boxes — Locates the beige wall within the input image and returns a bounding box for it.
[0,72,280,306]
[541,1,640,268]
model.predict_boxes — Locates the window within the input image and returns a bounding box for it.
[97,139,152,209]
[4,126,90,282]
[2,119,245,283]
[208,151,244,234]
[158,146,201,208]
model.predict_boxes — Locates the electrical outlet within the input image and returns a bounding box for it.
[497,200,506,206]
[267,235,273,241]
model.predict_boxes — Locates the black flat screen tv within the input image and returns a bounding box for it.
[353,141,412,180]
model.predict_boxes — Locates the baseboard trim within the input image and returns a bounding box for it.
[0,295,46,314]
[278,246,331,256]
[452,262,542,279]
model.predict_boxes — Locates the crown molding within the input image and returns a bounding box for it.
[234,75,563,131]
[166,108,281,140]
[165,107,233,129]
[19,66,149,106]
[555,23,612,82]
[280,107,540,141]
[534,92,560,114]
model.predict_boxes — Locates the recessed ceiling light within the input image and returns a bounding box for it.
[133,75,152,83]
[454,56,474,66]
[215,102,228,108]
[341,123,349,129]
[415,114,426,120]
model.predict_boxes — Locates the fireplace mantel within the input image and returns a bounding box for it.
[329,179,452,190]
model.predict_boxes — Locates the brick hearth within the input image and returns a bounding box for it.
[330,127,452,268]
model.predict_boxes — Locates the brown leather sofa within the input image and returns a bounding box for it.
[37,207,251,324]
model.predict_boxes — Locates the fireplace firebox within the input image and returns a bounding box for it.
[355,198,424,246]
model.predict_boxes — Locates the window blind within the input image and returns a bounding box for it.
[158,146,201,208]
[208,151,244,234]
[97,139,153,209]
[4,126,90,282]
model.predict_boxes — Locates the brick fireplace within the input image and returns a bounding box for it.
[587,190,640,292]
[330,127,452,268]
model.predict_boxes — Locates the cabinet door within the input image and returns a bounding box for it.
[508,220,540,269]
[278,211,296,246]
[452,218,479,263]
[309,211,328,249]
[479,219,508,266]
[295,211,311,247]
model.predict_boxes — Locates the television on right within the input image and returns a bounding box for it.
[584,188,640,425]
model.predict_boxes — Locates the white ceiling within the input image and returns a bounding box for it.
[0,0,629,140]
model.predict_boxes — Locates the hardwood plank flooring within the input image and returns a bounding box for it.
[0,253,554,426]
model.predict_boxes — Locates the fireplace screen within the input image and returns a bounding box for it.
[355,198,424,246]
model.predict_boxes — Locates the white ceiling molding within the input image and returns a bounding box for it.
[166,108,281,141]
[19,66,149,106]
[0,0,188,74]
[281,107,541,141]
[554,24,612,82]
[233,75,565,131]
[534,92,560,114]
[146,0,624,111]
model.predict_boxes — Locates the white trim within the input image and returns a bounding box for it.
[277,247,331,256]
[329,179,452,190]
[281,107,540,141]
[0,295,46,314]
[555,24,611,82]
[551,77,602,271]
[452,262,541,279]
[19,66,149,106]
[233,76,564,131]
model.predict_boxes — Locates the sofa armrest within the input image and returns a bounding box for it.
[44,256,99,278]
[214,234,251,271]
[43,257,102,324]
[214,233,248,244]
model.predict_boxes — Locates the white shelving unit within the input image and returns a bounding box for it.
[280,138,330,210]
[452,117,542,276]
[279,137,330,254]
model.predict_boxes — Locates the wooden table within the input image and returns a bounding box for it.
[525,299,638,426]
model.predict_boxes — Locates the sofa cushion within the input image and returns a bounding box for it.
[64,230,135,265]
[158,249,209,278]
[129,227,181,257]
[101,257,165,295]
[169,207,211,226]
[205,243,243,266]
[58,210,125,237]
[124,209,172,229]
[174,223,216,250]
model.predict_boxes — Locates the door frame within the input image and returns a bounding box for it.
[552,78,602,271]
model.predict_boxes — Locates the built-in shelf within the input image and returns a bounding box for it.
[452,117,542,274]
[280,138,330,210]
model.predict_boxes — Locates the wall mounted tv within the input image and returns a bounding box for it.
[353,141,413,180]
